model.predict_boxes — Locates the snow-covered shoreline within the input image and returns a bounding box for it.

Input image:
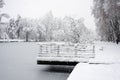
[0,39,25,43]
[67,41,120,80]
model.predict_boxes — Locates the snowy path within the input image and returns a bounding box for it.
[67,42,120,80]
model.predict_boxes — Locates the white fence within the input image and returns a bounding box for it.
[38,42,95,59]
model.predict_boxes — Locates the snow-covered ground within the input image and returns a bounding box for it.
[67,41,120,80]
[90,41,120,64]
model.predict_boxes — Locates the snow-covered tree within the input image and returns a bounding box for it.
[0,13,10,22]
[41,11,54,41]
[0,0,10,23]
[19,18,33,41]
[15,15,22,39]
[8,18,17,39]
[0,0,10,39]
[0,23,9,39]
[92,0,120,43]
[62,16,92,43]
[0,0,4,8]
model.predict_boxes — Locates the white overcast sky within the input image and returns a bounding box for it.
[1,0,96,30]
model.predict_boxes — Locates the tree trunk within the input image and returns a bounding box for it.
[26,31,29,42]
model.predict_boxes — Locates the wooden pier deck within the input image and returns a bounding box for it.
[37,42,95,65]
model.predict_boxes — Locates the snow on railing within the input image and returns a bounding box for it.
[38,42,95,59]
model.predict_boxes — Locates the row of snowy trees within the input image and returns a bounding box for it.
[0,0,94,43]
[92,0,120,43]
[0,12,94,43]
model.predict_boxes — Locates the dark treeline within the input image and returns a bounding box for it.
[92,0,120,44]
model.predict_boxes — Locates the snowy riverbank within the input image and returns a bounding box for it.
[67,41,120,80]
[0,39,25,42]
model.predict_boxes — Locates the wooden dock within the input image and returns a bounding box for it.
[37,42,95,65]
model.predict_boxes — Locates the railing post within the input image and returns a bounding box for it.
[75,45,77,57]
[93,45,95,53]
[45,45,48,56]
[40,45,42,54]
[57,45,60,57]
[93,45,95,58]
[39,45,43,57]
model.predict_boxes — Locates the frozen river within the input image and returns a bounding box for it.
[0,42,74,80]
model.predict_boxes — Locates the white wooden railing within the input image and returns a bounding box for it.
[38,42,95,59]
